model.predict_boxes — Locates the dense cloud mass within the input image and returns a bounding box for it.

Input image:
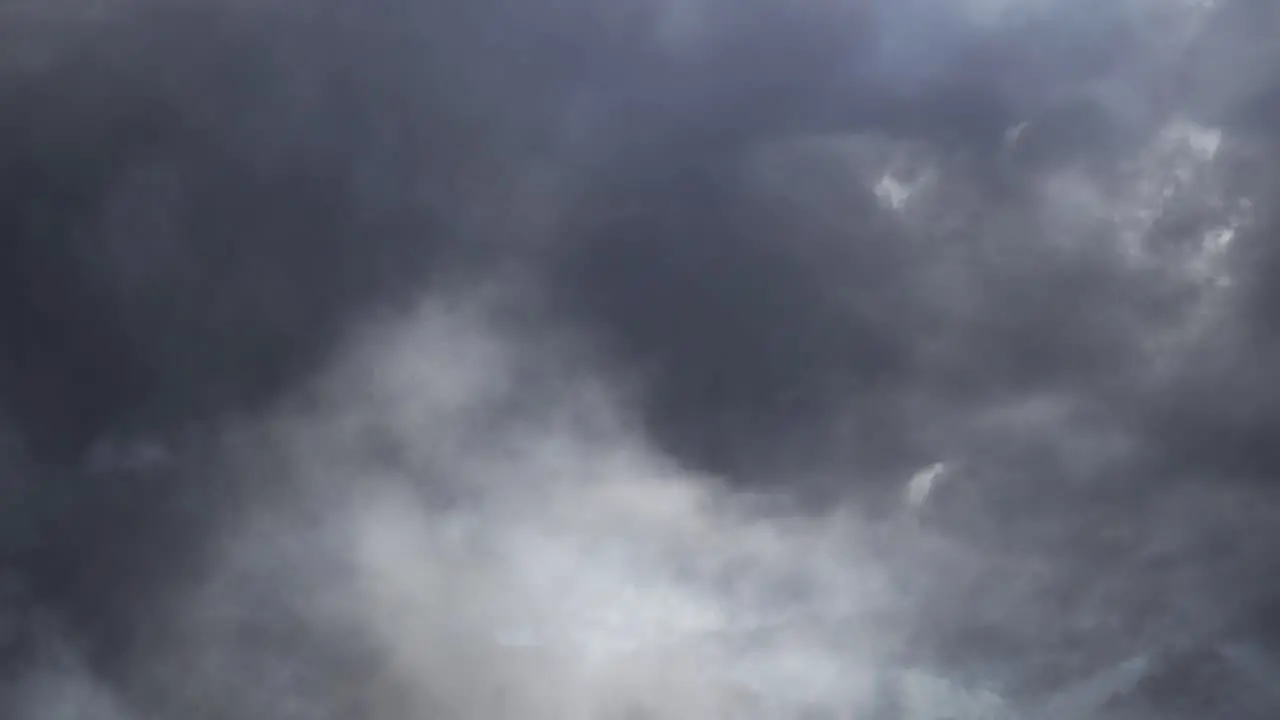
[1,0,1279,717]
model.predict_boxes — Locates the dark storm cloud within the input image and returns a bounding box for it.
[2,0,1280,717]
[0,0,541,694]
[542,1,1280,698]
[0,0,722,704]
[543,12,1145,490]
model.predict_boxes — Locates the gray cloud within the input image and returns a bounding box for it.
[2,0,1280,717]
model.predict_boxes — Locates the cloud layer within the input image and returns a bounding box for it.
[2,0,1280,717]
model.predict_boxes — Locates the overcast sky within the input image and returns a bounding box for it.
[1,0,1279,717]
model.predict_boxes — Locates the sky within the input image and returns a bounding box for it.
[0,0,1279,717]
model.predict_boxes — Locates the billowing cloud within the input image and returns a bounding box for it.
[2,0,1280,717]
